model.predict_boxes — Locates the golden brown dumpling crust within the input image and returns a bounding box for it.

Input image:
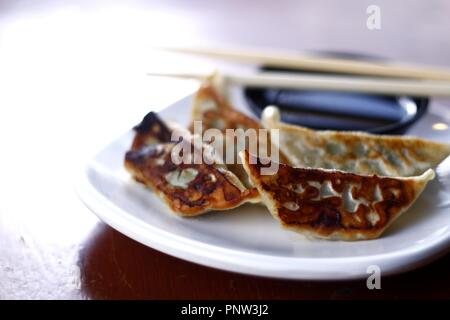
[125,144,259,216]
[262,106,450,177]
[190,83,261,132]
[190,82,289,188]
[241,150,434,240]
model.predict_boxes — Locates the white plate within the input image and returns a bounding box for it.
[76,95,450,280]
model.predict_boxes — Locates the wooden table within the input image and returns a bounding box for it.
[1,0,450,299]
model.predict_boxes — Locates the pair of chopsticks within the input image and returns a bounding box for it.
[148,46,450,97]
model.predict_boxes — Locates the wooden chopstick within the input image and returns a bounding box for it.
[147,71,450,97]
[158,46,450,81]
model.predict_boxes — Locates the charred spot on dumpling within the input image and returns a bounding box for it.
[134,111,171,138]
[314,207,341,228]
[131,111,173,150]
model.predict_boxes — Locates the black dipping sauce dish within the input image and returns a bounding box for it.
[244,53,429,134]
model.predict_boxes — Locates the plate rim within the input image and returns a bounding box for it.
[75,168,450,280]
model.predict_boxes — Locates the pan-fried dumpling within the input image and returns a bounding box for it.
[190,78,288,188]
[262,106,450,177]
[190,79,262,132]
[190,79,268,188]
[126,111,259,215]
[125,142,259,216]
[241,150,435,240]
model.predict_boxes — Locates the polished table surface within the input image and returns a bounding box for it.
[1,0,450,299]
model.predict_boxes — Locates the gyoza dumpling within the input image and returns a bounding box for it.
[125,142,259,216]
[189,77,288,187]
[125,111,259,215]
[262,106,450,177]
[189,77,262,133]
[241,150,435,241]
